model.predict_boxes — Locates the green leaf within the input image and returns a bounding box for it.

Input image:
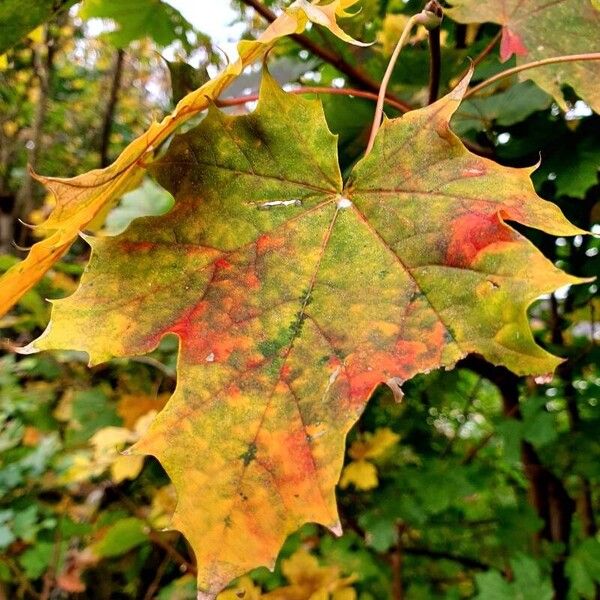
[566,538,600,598]
[91,517,148,558]
[104,179,175,236]
[452,81,552,136]
[0,0,76,54]
[79,0,197,49]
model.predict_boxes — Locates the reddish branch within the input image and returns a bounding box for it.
[218,85,408,112]
[239,0,412,112]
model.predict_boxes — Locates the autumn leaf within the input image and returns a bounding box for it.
[25,70,584,597]
[262,549,357,599]
[0,0,368,318]
[339,428,399,490]
[447,0,600,112]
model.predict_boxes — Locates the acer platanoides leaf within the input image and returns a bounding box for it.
[26,71,584,597]
[447,0,600,113]
[0,0,368,318]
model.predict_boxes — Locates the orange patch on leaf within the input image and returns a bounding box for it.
[446,212,515,267]
[256,234,286,255]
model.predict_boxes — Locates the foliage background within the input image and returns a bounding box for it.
[0,1,598,598]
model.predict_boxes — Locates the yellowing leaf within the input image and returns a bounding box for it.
[339,460,379,490]
[117,393,169,429]
[263,550,357,600]
[0,0,368,318]
[27,70,585,597]
[26,26,44,44]
[110,454,145,483]
[149,485,177,530]
[218,577,263,600]
[340,428,399,489]
[447,0,600,112]
[348,427,400,460]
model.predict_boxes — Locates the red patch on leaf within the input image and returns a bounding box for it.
[500,26,528,62]
[446,212,515,267]
[256,234,285,255]
[215,257,232,270]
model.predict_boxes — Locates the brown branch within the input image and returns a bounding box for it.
[391,523,405,600]
[239,0,412,112]
[99,48,125,168]
[143,550,171,600]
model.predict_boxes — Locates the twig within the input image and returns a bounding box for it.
[115,490,197,575]
[457,30,502,82]
[471,30,502,70]
[143,550,172,600]
[366,14,419,154]
[239,0,412,112]
[464,52,600,99]
[391,523,405,600]
[218,85,409,112]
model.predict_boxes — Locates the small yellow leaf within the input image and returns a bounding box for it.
[149,485,177,529]
[263,550,357,599]
[118,394,167,429]
[27,26,44,44]
[217,577,262,600]
[339,460,378,490]
[110,454,145,483]
[348,427,399,460]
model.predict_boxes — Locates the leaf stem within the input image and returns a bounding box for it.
[464,52,600,99]
[427,24,441,104]
[365,14,419,155]
[217,85,409,112]
[426,1,444,104]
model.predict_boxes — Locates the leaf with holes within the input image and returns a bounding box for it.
[25,70,584,597]
[446,0,600,113]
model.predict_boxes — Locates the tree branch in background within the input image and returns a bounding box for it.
[239,0,412,112]
[460,355,575,599]
[550,294,597,537]
[218,85,409,112]
[14,25,56,245]
[99,48,125,168]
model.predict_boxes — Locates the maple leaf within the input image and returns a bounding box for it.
[446,0,600,112]
[0,0,368,318]
[25,70,584,597]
